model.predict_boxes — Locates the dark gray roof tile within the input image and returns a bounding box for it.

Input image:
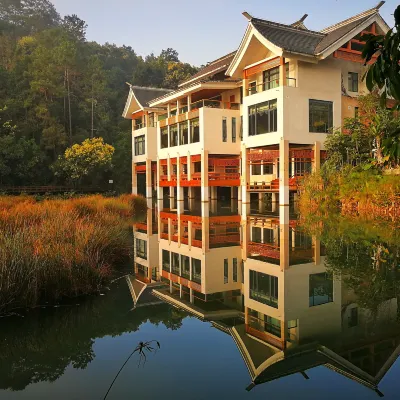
[130,86,172,107]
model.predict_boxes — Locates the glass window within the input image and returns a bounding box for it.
[222,117,227,142]
[263,163,273,174]
[162,250,170,272]
[194,162,201,173]
[249,99,277,136]
[233,258,238,282]
[263,67,279,90]
[309,273,333,307]
[170,124,178,147]
[192,258,201,283]
[181,255,190,279]
[136,238,147,259]
[355,107,359,117]
[134,135,145,156]
[252,164,262,175]
[160,126,168,148]
[190,118,200,143]
[240,115,243,140]
[252,227,262,243]
[180,121,188,145]
[224,259,228,284]
[241,260,244,283]
[309,100,333,133]
[232,117,236,143]
[171,252,180,275]
[265,316,281,337]
[249,270,278,308]
[249,81,257,95]
[348,72,359,92]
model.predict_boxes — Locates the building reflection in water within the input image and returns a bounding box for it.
[132,196,400,397]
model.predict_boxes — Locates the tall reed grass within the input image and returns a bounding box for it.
[0,194,147,315]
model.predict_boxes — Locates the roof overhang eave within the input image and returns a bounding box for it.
[148,81,240,107]
[316,13,389,60]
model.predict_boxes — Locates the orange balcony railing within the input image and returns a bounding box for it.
[248,242,280,259]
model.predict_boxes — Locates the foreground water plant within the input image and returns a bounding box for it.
[0,194,147,315]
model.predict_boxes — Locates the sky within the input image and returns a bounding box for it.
[51,0,397,66]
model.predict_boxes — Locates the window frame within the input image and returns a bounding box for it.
[222,117,227,142]
[232,117,236,143]
[309,99,333,133]
[134,135,146,156]
[224,259,229,284]
[348,72,359,92]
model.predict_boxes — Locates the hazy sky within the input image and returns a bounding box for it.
[51,0,397,66]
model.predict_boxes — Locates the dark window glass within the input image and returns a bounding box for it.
[136,238,147,259]
[222,118,227,142]
[190,118,200,143]
[224,259,228,284]
[232,117,236,143]
[240,115,243,140]
[170,124,178,147]
[249,270,278,308]
[265,316,281,337]
[160,127,168,148]
[263,67,279,90]
[309,100,333,133]
[192,258,201,283]
[263,163,273,174]
[180,121,189,145]
[249,81,257,95]
[252,164,262,175]
[162,250,170,272]
[249,99,277,136]
[194,162,201,173]
[355,107,359,117]
[241,260,244,283]
[348,72,359,92]
[134,135,145,156]
[233,258,238,282]
[309,273,333,307]
[171,252,180,275]
[252,227,262,243]
[181,255,190,279]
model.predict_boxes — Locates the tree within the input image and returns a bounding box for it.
[162,62,199,89]
[53,137,114,187]
[160,48,179,62]
[62,14,87,41]
[363,5,400,105]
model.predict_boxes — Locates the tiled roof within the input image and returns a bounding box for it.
[315,15,372,54]
[178,51,236,87]
[130,86,172,107]
[251,18,324,55]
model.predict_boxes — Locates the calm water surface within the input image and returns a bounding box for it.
[1,214,400,399]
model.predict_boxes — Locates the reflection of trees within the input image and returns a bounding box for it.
[301,213,400,316]
[0,283,187,391]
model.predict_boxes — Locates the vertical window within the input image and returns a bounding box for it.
[309,273,333,307]
[249,270,278,308]
[249,100,277,136]
[249,81,257,95]
[224,259,228,283]
[231,117,237,143]
[252,226,262,243]
[162,250,170,272]
[160,127,168,148]
[170,124,178,147]
[181,255,190,279]
[265,316,281,337]
[252,164,261,175]
[240,87,243,104]
[309,100,333,133]
[348,72,359,92]
[136,238,147,259]
[134,135,145,156]
[180,121,188,145]
[355,107,359,118]
[240,115,243,140]
[171,252,180,275]
[263,67,279,90]
[233,258,238,282]
[241,260,244,283]
[263,163,273,174]
[222,117,227,142]
[190,118,200,143]
[192,258,201,283]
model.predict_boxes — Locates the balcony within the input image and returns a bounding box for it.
[247,78,296,96]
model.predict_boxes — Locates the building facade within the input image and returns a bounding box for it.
[122,1,391,361]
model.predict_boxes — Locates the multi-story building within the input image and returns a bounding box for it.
[123,3,389,315]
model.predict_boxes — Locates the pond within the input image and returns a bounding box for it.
[1,210,400,399]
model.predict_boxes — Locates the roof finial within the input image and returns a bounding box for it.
[375,1,385,10]
[299,14,309,22]
[242,11,253,21]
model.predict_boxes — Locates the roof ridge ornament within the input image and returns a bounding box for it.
[242,11,253,21]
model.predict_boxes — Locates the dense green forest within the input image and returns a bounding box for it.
[0,0,198,192]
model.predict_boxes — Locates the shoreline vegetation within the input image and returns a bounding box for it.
[299,168,400,221]
[0,194,147,316]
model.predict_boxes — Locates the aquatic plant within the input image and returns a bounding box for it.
[0,194,147,314]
